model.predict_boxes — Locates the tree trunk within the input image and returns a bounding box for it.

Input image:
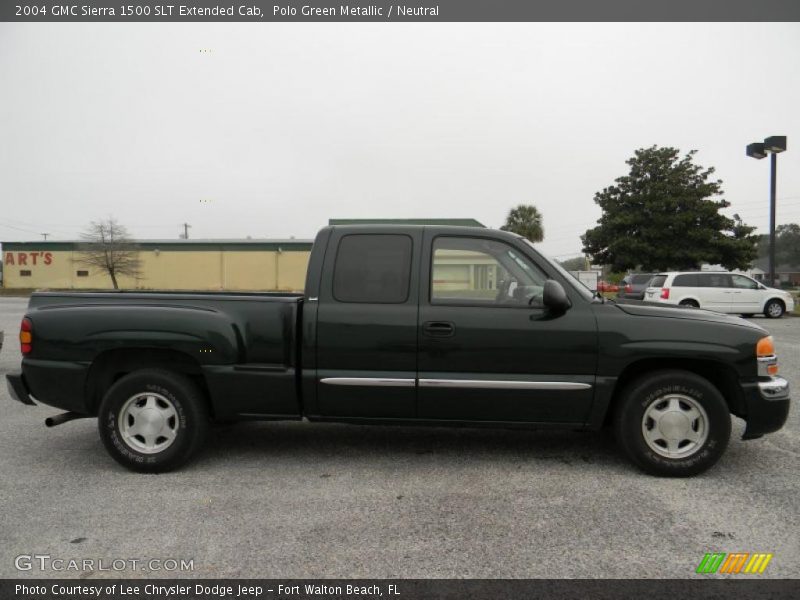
[110,271,119,290]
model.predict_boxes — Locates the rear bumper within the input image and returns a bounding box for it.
[6,372,36,406]
[7,359,91,414]
[740,377,790,439]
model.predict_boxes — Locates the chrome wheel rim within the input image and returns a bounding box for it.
[641,393,708,459]
[118,392,179,454]
[767,302,782,317]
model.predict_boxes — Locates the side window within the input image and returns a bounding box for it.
[732,275,759,290]
[673,274,698,287]
[332,234,412,303]
[431,237,548,306]
[703,273,732,288]
[649,275,667,288]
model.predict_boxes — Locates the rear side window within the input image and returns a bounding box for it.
[332,234,412,303]
[632,274,653,284]
[701,273,732,288]
[673,274,699,287]
[649,275,667,287]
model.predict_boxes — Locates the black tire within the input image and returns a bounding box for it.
[98,369,209,473]
[679,299,699,308]
[764,299,785,319]
[613,370,731,477]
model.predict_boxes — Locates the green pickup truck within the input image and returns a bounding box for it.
[6,225,791,476]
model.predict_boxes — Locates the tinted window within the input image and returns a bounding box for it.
[701,273,732,288]
[673,273,699,287]
[649,275,667,287]
[632,274,653,284]
[333,234,412,303]
[431,237,548,306]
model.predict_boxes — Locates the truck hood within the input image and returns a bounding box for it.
[613,302,768,334]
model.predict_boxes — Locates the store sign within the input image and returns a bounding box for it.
[4,252,53,266]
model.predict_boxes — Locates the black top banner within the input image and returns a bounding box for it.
[2,0,800,22]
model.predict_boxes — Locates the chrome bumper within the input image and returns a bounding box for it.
[758,377,790,400]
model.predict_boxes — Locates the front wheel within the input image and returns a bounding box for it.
[98,369,209,473]
[764,299,785,319]
[614,370,730,477]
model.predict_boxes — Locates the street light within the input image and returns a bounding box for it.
[746,135,787,287]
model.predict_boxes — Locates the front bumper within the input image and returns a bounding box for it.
[7,372,36,406]
[740,376,790,439]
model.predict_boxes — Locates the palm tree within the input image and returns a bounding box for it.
[500,205,544,243]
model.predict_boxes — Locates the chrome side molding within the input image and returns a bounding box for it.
[320,378,415,387]
[418,379,592,390]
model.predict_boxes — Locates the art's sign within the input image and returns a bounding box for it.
[5,252,53,266]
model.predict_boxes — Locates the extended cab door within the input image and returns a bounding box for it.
[416,232,597,424]
[314,228,421,418]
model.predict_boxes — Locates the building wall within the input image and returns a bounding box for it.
[2,246,311,291]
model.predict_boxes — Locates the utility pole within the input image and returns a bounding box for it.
[181,223,191,239]
[41,233,49,240]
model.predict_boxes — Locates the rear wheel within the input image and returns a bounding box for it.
[614,370,730,477]
[98,369,209,473]
[679,299,699,308]
[764,299,785,319]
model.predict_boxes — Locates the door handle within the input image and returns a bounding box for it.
[423,321,455,337]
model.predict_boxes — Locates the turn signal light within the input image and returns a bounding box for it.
[660,288,670,299]
[756,336,775,357]
[625,284,633,293]
[20,317,32,355]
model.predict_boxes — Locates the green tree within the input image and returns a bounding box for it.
[759,224,800,266]
[582,146,757,271]
[501,204,544,243]
[558,256,589,271]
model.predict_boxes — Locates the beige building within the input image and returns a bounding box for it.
[1,239,313,291]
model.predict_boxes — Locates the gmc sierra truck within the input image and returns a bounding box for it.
[6,225,791,476]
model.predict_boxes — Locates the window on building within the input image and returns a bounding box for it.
[76,270,89,277]
[332,234,413,303]
[20,270,32,277]
[431,236,548,306]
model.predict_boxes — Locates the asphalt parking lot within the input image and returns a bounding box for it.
[0,296,797,579]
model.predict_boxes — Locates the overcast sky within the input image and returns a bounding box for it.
[1,22,799,258]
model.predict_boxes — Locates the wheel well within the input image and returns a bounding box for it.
[678,298,699,306]
[85,348,213,416]
[766,297,785,309]
[603,358,745,426]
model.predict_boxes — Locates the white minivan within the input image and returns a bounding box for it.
[644,272,795,318]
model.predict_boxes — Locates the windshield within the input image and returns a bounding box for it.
[521,239,595,301]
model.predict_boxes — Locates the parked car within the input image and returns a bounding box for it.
[644,272,795,318]
[597,280,619,293]
[6,225,791,476]
[617,273,656,300]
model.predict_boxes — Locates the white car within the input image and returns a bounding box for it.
[644,271,795,318]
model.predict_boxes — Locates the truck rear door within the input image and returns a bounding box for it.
[314,228,421,418]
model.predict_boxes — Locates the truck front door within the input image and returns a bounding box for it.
[417,232,597,424]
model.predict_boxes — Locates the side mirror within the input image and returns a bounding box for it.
[543,280,572,313]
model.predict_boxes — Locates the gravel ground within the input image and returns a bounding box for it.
[0,297,797,579]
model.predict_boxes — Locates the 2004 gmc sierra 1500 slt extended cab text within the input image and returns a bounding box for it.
[5,225,791,476]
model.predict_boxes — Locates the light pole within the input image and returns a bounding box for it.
[746,135,787,287]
